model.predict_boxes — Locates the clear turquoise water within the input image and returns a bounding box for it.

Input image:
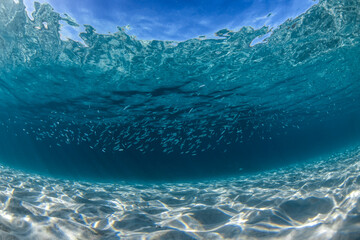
[0,146,360,239]
[0,0,360,238]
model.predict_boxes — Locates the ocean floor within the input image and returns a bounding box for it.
[1,147,360,240]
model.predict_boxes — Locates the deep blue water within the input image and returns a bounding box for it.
[0,0,359,182]
[1,112,360,181]
[0,0,360,239]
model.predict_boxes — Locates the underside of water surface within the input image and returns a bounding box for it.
[0,0,360,239]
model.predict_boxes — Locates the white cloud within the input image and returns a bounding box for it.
[21,0,318,42]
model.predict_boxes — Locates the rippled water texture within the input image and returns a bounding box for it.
[0,146,359,239]
[0,0,359,156]
[1,0,360,239]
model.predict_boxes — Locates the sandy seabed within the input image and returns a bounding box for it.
[0,147,360,240]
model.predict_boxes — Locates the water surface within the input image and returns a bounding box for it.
[0,0,360,238]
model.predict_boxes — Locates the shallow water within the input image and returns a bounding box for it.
[0,0,360,239]
[0,146,360,239]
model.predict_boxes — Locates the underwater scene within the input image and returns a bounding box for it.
[1,0,360,239]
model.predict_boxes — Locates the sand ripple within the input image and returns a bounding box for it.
[1,147,360,239]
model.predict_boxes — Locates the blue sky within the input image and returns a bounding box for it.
[23,0,317,41]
